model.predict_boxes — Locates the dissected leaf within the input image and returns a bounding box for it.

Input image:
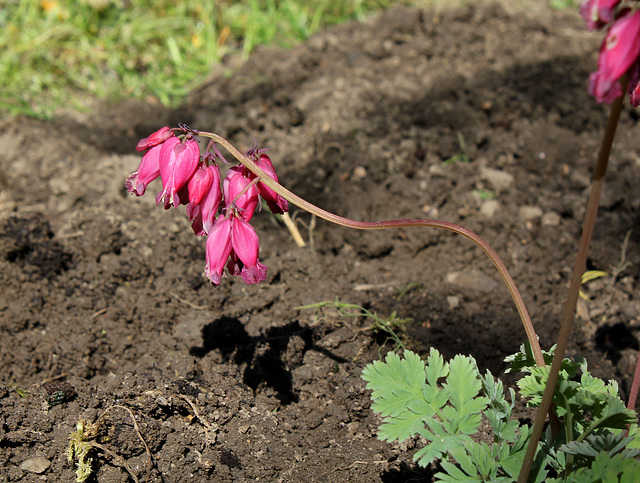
[547,452,640,482]
[364,345,640,482]
[560,431,639,461]
[362,350,432,442]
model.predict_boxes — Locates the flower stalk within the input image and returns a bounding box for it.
[517,78,626,483]
[199,130,545,367]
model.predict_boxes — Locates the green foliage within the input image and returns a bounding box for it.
[0,0,428,118]
[548,0,580,10]
[362,344,640,481]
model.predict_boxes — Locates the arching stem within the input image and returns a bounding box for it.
[200,131,544,367]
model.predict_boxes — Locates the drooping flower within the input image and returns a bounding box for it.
[186,164,222,236]
[588,8,640,103]
[204,216,233,285]
[135,126,174,152]
[125,143,162,196]
[203,212,267,285]
[248,154,289,215]
[229,216,268,284]
[580,0,621,31]
[155,136,201,209]
[188,163,215,207]
[223,166,260,221]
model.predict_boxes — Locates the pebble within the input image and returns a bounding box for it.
[20,457,50,474]
[542,211,561,226]
[446,270,498,293]
[352,166,367,180]
[480,167,514,192]
[429,163,447,177]
[447,296,460,308]
[519,205,543,221]
[480,199,500,218]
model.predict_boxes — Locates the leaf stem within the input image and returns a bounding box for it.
[200,131,544,367]
[628,352,640,411]
[517,85,625,483]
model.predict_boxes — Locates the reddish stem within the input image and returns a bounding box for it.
[517,84,626,483]
[201,131,545,367]
[628,352,640,410]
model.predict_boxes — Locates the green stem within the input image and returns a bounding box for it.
[517,87,625,483]
[200,131,545,367]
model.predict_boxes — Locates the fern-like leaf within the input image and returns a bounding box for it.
[362,350,433,442]
[362,349,488,468]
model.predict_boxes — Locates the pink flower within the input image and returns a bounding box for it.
[204,213,267,285]
[589,9,640,103]
[229,216,267,284]
[155,136,201,209]
[125,143,162,196]
[204,217,233,285]
[135,126,174,152]
[223,166,259,221]
[186,165,222,236]
[249,154,289,215]
[188,163,215,206]
[580,0,621,31]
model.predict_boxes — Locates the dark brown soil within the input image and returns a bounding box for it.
[1,2,639,481]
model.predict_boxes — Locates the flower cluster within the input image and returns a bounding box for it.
[126,126,288,285]
[581,1,640,105]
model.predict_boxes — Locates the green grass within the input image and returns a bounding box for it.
[0,0,430,119]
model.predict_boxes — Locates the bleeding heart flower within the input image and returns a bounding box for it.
[230,216,267,284]
[156,136,201,209]
[204,212,267,285]
[125,143,162,196]
[223,166,259,221]
[204,216,233,285]
[135,126,174,152]
[187,165,222,236]
[580,0,621,31]
[250,154,289,215]
[588,9,640,103]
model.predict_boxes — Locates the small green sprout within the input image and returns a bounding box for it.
[442,132,470,166]
[473,189,495,200]
[297,299,411,351]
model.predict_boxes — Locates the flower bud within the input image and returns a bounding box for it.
[580,0,621,31]
[223,166,259,221]
[254,154,289,215]
[188,164,215,206]
[135,126,173,152]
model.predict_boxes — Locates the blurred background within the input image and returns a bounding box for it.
[0,0,578,119]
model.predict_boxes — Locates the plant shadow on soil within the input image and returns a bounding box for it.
[1,2,639,481]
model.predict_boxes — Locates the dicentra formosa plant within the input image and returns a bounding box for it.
[125,1,640,480]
